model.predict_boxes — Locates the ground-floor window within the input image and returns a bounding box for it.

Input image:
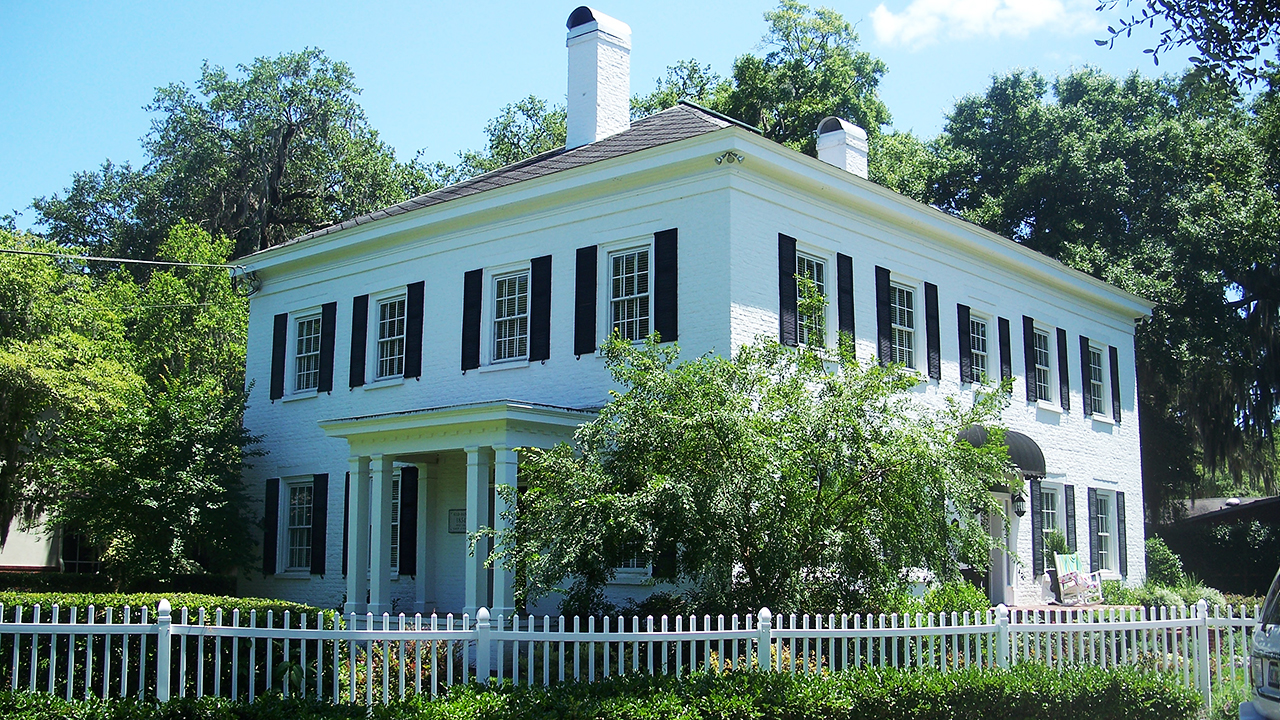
[1094,490,1114,572]
[61,532,100,574]
[285,481,314,571]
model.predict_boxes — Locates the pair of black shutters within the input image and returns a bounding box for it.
[871,264,942,379]
[336,466,420,578]
[269,303,338,400]
[263,473,329,576]
[957,304,1013,384]
[350,282,426,387]
[777,234,853,346]
[461,257,552,371]
[573,229,680,357]
[1079,335,1123,422]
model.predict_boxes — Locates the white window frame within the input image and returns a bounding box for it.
[292,313,323,394]
[969,314,990,384]
[795,251,828,348]
[1088,343,1107,416]
[1093,489,1117,575]
[491,269,531,363]
[889,281,917,368]
[372,292,407,381]
[615,555,653,584]
[1039,482,1062,566]
[1032,326,1053,404]
[280,478,314,574]
[605,243,652,343]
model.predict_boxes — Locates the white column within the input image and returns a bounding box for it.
[368,453,394,616]
[492,445,518,618]
[344,456,370,615]
[413,462,432,615]
[463,446,490,616]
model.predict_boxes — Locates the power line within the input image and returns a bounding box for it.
[0,248,247,271]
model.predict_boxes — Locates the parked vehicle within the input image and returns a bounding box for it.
[1245,566,1280,719]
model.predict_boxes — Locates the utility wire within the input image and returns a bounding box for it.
[0,248,247,272]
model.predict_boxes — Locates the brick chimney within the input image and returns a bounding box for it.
[816,117,869,179]
[566,7,631,150]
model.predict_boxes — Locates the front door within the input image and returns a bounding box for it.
[987,495,1013,606]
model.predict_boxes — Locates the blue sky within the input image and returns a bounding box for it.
[0,0,1185,231]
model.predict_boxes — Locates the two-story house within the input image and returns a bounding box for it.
[239,6,1153,617]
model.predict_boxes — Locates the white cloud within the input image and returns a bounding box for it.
[869,0,1102,49]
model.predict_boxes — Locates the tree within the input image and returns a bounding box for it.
[490,335,1013,616]
[429,96,567,187]
[1097,0,1280,88]
[34,49,436,260]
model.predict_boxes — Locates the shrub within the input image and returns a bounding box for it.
[0,592,332,625]
[1145,537,1185,586]
[0,664,1200,720]
[1102,580,1139,605]
[1134,584,1184,609]
[1172,578,1226,608]
[921,579,990,616]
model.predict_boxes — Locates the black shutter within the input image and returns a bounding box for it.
[998,317,1012,381]
[270,313,288,401]
[1064,484,1077,553]
[1116,491,1128,578]
[399,466,419,578]
[1087,488,1099,572]
[875,266,892,364]
[318,302,337,393]
[341,472,350,577]
[925,282,941,380]
[1030,478,1044,579]
[1022,316,1037,402]
[404,281,425,379]
[1079,336,1093,417]
[957,304,972,384]
[653,229,678,342]
[349,295,368,388]
[836,253,854,342]
[530,255,552,361]
[778,235,798,347]
[264,478,280,575]
[1109,345,1122,423]
[1057,327,1070,412]
[311,473,328,576]
[461,269,482,371]
[574,246,597,356]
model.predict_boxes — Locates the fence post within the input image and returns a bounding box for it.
[1195,599,1211,709]
[476,607,491,685]
[757,608,773,671]
[156,599,172,702]
[995,604,1010,669]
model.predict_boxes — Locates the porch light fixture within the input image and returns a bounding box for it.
[1012,493,1027,517]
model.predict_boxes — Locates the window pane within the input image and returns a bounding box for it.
[970,318,988,383]
[1095,494,1112,571]
[377,298,407,378]
[494,272,531,361]
[890,284,915,366]
[796,254,826,347]
[1033,330,1051,401]
[287,484,313,570]
[610,248,651,341]
[294,316,322,391]
[1089,347,1105,413]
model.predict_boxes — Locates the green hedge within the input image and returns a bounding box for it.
[0,664,1200,720]
[0,593,332,625]
[0,574,237,596]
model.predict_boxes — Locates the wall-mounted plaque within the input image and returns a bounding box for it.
[448,509,468,534]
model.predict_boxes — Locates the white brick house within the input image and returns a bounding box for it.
[239,7,1153,615]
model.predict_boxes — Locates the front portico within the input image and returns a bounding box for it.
[319,400,592,618]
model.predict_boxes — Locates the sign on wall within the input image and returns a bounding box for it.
[448,509,467,534]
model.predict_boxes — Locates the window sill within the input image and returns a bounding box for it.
[275,571,312,580]
[1098,570,1123,582]
[283,390,318,403]
[362,377,404,391]
[478,360,530,373]
[1090,414,1116,426]
[612,571,653,586]
[1036,400,1063,414]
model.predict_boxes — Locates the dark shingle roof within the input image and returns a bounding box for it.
[255,103,738,255]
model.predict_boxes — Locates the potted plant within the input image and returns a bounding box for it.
[1045,530,1069,603]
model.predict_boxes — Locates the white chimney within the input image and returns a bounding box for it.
[816,117,869,179]
[566,6,631,150]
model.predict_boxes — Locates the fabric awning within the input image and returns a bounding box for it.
[957,425,1046,478]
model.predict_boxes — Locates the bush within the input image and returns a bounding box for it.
[1145,537,1185,586]
[1173,578,1226,608]
[1102,580,1139,605]
[0,664,1200,720]
[920,579,990,616]
[0,592,332,624]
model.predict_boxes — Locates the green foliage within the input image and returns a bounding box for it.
[0,592,331,622]
[1045,530,1069,557]
[888,580,991,617]
[1144,536,1185,586]
[1160,520,1280,595]
[1101,577,1227,608]
[493,332,1013,616]
[0,665,1201,720]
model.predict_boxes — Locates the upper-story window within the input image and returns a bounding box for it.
[969,316,989,384]
[285,481,313,572]
[610,247,650,341]
[294,315,322,392]
[493,271,530,362]
[1032,328,1052,402]
[796,253,826,347]
[377,296,406,379]
[1088,344,1106,414]
[890,283,915,366]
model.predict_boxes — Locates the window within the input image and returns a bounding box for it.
[1032,329,1052,402]
[294,315,322,392]
[970,317,989,383]
[890,283,915,366]
[493,271,530,362]
[1040,486,1058,565]
[1088,345,1106,414]
[610,247,650,341]
[796,253,826,347]
[61,532,100,575]
[286,482,313,571]
[376,297,406,379]
[1094,491,1113,572]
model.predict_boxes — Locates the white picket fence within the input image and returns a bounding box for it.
[0,600,1261,709]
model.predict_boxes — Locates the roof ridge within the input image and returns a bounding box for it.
[676,101,761,134]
